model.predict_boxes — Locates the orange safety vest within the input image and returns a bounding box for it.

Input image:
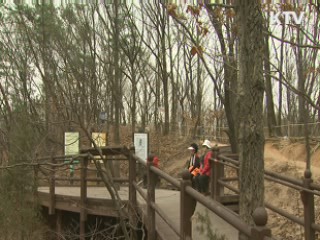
[189,166,200,176]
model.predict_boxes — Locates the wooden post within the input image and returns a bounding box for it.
[147,155,156,240]
[80,156,88,240]
[129,147,138,240]
[56,210,62,240]
[33,154,39,199]
[251,207,271,240]
[80,221,85,240]
[180,170,194,240]
[301,169,315,240]
[108,155,120,190]
[212,146,222,201]
[49,156,55,215]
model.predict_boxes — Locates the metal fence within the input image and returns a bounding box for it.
[271,122,320,139]
[150,122,320,140]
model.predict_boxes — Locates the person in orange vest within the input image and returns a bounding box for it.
[186,143,200,188]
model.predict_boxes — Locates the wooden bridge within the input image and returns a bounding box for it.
[36,146,320,240]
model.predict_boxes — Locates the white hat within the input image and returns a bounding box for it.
[187,143,198,152]
[202,139,212,149]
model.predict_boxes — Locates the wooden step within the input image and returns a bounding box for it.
[220,195,239,213]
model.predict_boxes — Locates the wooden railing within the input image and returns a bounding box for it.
[37,147,131,240]
[37,145,320,240]
[128,148,276,240]
[210,146,320,240]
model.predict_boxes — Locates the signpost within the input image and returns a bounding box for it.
[92,132,107,163]
[64,132,80,179]
[133,133,149,162]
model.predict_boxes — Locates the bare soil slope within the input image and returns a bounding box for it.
[264,142,320,239]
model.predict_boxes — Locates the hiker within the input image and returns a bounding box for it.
[186,143,200,188]
[194,139,212,194]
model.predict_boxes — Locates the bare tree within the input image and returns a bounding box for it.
[205,1,238,152]
[236,1,265,238]
[137,1,172,134]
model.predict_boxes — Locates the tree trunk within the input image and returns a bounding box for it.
[131,61,137,134]
[296,28,305,135]
[278,24,285,132]
[113,0,121,144]
[206,5,238,153]
[168,15,177,134]
[264,35,279,137]
[236,1,265,237]
[160,3,169,135]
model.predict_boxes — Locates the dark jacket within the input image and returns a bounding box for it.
[187,154,200,174]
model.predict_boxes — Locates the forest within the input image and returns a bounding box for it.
[0,0,319,239]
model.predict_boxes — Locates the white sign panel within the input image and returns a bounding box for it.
[64,132,80,173]
[133,133,148,162]
[64,132,79,155]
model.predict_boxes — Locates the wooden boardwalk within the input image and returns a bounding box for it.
[38,186,238,240]
[34,146,318,240]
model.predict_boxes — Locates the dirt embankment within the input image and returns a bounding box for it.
[264,142,320,239]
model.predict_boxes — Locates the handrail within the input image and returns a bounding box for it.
[150,165,180,189]
[37,145,320,240]
[310,182,320,191]
[37,153,91,162]
[185,185,252,237]
[131,153,146,165]
[215,154,320,196]
[40,147,134,240]
[264,169,304,187]
[131,154,184,239]
[265,202,304,226]
[134,153,273,240]
[46,177,129,183]
[133,181,147,201]
[264,175,320,196]
[214,148,320,240]
[218,179,239,193]
[217,154,239,166]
